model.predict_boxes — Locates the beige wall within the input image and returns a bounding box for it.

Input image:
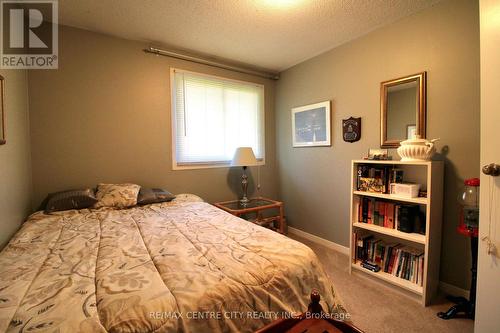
[0,69,32,249]
[28,26,278,207]
[275,0,480,290]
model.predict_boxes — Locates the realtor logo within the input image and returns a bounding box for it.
[1,0,58,69]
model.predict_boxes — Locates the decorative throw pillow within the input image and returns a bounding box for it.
[94,183,141,209]
[137,188,176,205]
[44,189,98,214]
[173,193,204,203]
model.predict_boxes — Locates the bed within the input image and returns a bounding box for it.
[0,196,345,332]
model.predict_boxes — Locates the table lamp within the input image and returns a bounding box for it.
[231,147,259,205]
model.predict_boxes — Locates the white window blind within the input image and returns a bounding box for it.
[172,69,265,168]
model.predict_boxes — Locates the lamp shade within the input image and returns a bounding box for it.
[231,147,258,167]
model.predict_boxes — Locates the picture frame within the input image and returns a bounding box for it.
[291,101,331,147]
[0,75,4,145]
[367,148,389,160]
[406,124,416,140]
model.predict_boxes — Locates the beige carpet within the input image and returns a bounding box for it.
[289,233,474,333]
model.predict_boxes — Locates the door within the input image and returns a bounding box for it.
[475,1,500,332]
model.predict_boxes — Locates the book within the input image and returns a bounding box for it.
[420,255,424,285]
[356,165,389,193]
[396,251,403,277]
[382,243,397,272]
[362,197,369,223]
[403,252,410,279]
[357,202,362,222]
[357,165,370,189]
[358,199,398,230]
[374,201,380,226]
[395,204,400,230]
[367,199,375,224]
[371,240,381,262]
[356,234,373,261]
[384,166,391,194]
[356,234,425,286]
[397,205,420,233]
[374,241,386,265]
[356,234,363,261]
[378,202,386,226]
[385,202,395,229]
[387,246,398,274]
[352,232,357,263]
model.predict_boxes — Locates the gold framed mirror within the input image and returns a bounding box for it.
[380,72,426,148]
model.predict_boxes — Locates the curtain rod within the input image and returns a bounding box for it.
[144,47,279,80]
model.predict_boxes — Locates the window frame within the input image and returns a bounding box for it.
[170,68,266,170]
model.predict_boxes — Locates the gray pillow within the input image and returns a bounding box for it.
[137,188,176,205]
[44,189,98,213]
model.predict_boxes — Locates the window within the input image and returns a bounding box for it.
[171,69,265,169]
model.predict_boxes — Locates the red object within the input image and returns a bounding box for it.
[457,178,480,238]
[457,223,479,237]
[464,178,480,186]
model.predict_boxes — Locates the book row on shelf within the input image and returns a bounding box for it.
[356,164,402,194]
[356,164,426,199]
[356,197,426,234]
[353,232,425,286]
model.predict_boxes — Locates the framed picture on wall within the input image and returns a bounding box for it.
[291,101,331,147]
[0,75,4,145]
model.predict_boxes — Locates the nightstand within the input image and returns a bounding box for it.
[214,197,286,234]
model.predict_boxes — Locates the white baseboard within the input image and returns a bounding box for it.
[288,226,469,298]
[288,226,350,255]
[439,281,469,299]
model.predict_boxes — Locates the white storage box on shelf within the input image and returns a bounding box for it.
[390,183,421,198]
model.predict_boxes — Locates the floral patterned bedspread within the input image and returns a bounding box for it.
[0,200,344,333]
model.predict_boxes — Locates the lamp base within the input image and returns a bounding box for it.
[240,166,250,206]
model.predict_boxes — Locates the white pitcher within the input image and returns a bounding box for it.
[397,135,440,161]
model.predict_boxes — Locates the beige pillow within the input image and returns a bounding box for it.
[94,183,141,209]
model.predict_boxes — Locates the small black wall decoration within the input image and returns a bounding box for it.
[342,117,361,143]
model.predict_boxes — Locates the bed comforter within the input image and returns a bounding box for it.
[0,200,345,332]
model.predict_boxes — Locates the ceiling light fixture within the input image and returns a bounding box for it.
[260,0,303,8]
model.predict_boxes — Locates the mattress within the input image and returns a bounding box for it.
[0,199,345,332]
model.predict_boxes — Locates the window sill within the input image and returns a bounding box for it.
[172,160,265,171]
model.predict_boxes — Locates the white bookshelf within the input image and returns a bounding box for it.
[352,222,426,244]
[352,191,428,205]
[349,160,444,306]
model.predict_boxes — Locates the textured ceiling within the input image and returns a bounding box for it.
[58,0,442,72]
